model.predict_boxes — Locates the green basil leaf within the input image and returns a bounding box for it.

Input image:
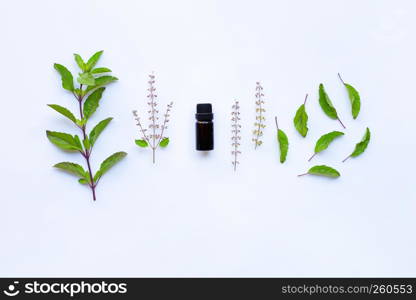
[293,103,308,137]
[277,129,288,163]
[54,162,87,179]
[343,127,371,162]
[86,76,118,92]
[77,72,95,86]
[91,67,111,74]
[54,63,74,91]
[299,165,340,178]
[47,104,76,124]
[338,74,361,119]
[83,87,105,119]
[311,131,344,159]
[135,139,148,147]
[319,84,345,128]
[74,53,85,71]
[78,178,89,185]
[89,117,113,147]
[46,131,83,151]
[83,136,90,151]
[85,50,103,71]
[159,137,169,148]
[95,151,127,181]
[345,83,360,119]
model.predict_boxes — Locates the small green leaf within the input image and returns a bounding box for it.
[94,151,127,182]
[54,162,86,178]
[343,127,371,162]
[135,139,148,147]
[339,73,361,119]
[89,117,113,147]
[319,84,337,119]
[293,103,308,137]
[78,178,89,185]
[299,165,340,178]
[54,63,74,91]
[277,129,288,163]
[319,84,345,128]
[309,131,344,161]
[74,53,85,71]
[85,50,103,71]
[47,104,76,123]
[83,87,105,119]
[46,131,83,151]
[86,76,118,92]
[91,67,111,74]
[74,135,83,151]
[76,118,87,127]
[83,136,90,150]
[77,72,95,86]
[159,137,169,148]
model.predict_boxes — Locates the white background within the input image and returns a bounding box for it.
[0,0,415,277]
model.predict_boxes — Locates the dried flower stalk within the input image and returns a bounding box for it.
[133,73,173,163]
[252,82,266,148]
[231,100,241,171]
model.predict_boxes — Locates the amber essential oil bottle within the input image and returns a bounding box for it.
[195,103,214,151]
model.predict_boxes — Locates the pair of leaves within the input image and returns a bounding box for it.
[135,138,170,148]
[277,129,288,163]
[54,151,127,185]
[309,131,344,161]
[300,165,340,178]
[343,127,371,162]
[46,131,83,151]
[293,95,308,137]
[339,73,361,119]
[74,51,103,72]
[319,84,345,128]
[94,152,127,182]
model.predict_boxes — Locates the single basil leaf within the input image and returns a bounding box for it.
[277,129,288,163]
[47,104,76,123]
[135,139,148,147]
[313,131,344,155]
[86,76,118,92]
[89,117,113,147]
[74,135,83,151]
[159,137,169,148]
[91,67,111,74]
[78,178,89,185]
[343,127,371,162]
[86,50,103,71]
[308,165,340,178]
[74,53,85,71]
[95,151,127,181]
[77,72,95,86]
[54,162,87,179]
[345,84,361,119]
[318,83,338,119]
[83,87,105,119]
[293,103,308,137]
[338,73,361,119]
[54,63,74,91]
[299,165,340,178]
[83,136,90,151]
[46,131,83,151]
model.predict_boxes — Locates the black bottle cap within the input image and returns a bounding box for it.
[195,103,213,121]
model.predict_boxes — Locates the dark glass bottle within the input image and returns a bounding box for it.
[195,103,214,151]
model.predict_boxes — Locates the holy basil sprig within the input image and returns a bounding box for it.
[47,51,126,201]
